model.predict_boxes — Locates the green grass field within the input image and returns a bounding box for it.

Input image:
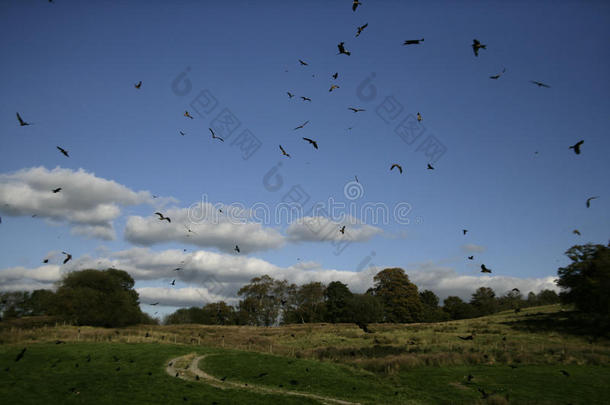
[1,305,609,404]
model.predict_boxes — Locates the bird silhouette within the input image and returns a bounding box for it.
[155,212,171,222]
[403,38,424,45]
[468,256,474,260]
[477,388,489,399]
[220,376,227,381]
[287,92,294,98]
[356,23,368,37]
[560,370,570,377]
[134,81,142,89]
[417,112,422,122]
[332,72,338,79]
[586,196,598,208]
[15,348,26,362]
[480,264,492,273]
[256,372,268,378]
[463,229,468,235]
[569,140,584,154]
[43,258,49,263]
[171,280,176,286]
[279,145,291,158]
[339,225,346,234]
[57,146,70,157]
[390,164,403,174]
[489,68,506,79]
[337,42,351,56]
[329,84,340,92]
[184,111,194,119]
[472,39,486,56]
[62,252,72,264]
[179,131,185,136]
[234,245,240,253]
[209,128,224,142]
[16,113,30,126]
[348,107,365,113]
[298,59,308,66]
[52,188,62,193]
[149,302,159,306]
[301,96,311,102]
[352,0,361,11]
[530,80,550,88]
[294,120,309,130]
[458,335,474,340]
[355,321,372,333]
[573,230,581,236]
[302,138,318,149]
[427,163,434,170]
[355,175,359,183]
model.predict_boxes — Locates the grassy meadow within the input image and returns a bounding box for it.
[1,305,609,404]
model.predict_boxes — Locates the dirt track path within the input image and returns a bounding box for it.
[165,353,361,405]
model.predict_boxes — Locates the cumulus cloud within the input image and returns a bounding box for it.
[0,265,62,291]
[124,204,285,254]
[0,166,156,240]
[286,215,382,243]
[461,244,486,253]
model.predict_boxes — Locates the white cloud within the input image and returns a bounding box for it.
[0,167,156,240]
[286,215,382,243]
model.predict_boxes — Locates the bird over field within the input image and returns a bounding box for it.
[15,348,26,362]
[155,212,171,222]
[472,39,486,56]
[403,38,424,45]
[16,112,30,126]
[390,164,403,174]
[569,140,584,155]
[302,138,318,149]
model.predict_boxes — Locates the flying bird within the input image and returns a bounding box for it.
[472,39,486,56]
[171,280,175,286]
[184,111,194,119]
[403,38,424,45]
[279,145,291,158]
[489,68,506,79]
[463,229,468,235]
[179,131,185,136]
[390,164,403,174]
[155,212,171,222]
[16,113,30,126]
[480,264,492,273]
[348,107,365,113]
[287,92,294,98]
[417,112,422,122]
[329,84,340,92]
[134,81,142,89]
[332,72,338,79]
[149,302,159,306]
[52,188,62,193]
[355,175,359,183]
[339,226,346,234]
[573,230,581,236]
[302,138,318,149]
[458,335,474,341]
[569,140,584,155]
[57,146,69,157]
[298,59,308,66]
[427,163,434,170]
[530,80,550,88]
[301,96,311,102]
[560,370,570,377]
[468,256,474,260]
[209,128,224,142]
[352,0,361,12]
[586,196,599,208]
[62,252,72,264]
[294,120,309,130]
[234,245,240,253]
[356,23,368,37]
[43,259,49,263]
[15,348,26,362]
[337,42,351,56]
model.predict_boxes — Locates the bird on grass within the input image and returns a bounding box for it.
[15,348,26,362]
[302,138,318,149]
[403,38,424,45]
[478,388,489,399]
[569,140,584,154]
[586,196,598,208]
[329,84,340,92]
[57,146,70,157]
[337,42,351,56]
[256,373,268,378]
[184,111,194,119]
[530,80,550,88]
[560,370,570,377]
[294,120,309,130]
[234,245,240,253]
[467,374,474,382]
[472,39,486,56]
[155,212,171,222]
[352,0,361,11]
[458,334,474,340]
[480,264,492,273]
[52,188,62,193]
[16,113,30,126]
[279,145,291,158]
[62,252,72,264]
[355,321,372,333]
[489,68,506,79]
[348,107,365,113]
[134,81,142,89]
[356,23,368,37]
[390,163,403,174]
[209,128,224,142]
[220,376,227,381]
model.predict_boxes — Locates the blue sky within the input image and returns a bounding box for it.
[1,1,608,317]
